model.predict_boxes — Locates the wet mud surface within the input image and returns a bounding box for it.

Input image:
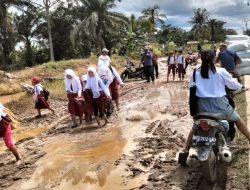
[0,60,247,189]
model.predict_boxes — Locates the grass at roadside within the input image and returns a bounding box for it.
[227,92,249,189]
[43,80,66,101]
[5,94,33,115]
[12,55,131,80]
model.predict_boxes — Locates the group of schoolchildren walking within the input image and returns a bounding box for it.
[64,48,124,128]
[0,48,123,163]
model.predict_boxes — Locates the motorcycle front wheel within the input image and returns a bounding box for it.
[201,150,217,184]
[121,72,127,81]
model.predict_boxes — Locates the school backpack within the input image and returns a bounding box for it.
[42,88,50,100]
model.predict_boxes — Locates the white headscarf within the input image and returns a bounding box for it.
[64,69,82,96]
[81,74,87,82]
[97,60,113,87]
[85,67,101,98]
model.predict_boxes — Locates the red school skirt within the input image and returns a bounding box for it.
[82,91,93,116]
[110,77,119,101]
[35,95,50,110]
[67,93,84,117]
[92,91,107,111]
[0,115,12,138]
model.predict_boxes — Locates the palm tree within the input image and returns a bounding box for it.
[0,0,30,66]
[140,5,167,26]
[189,8,209,41]
[71,0,129,53]
[207,18,226,42]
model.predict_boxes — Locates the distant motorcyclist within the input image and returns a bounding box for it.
[185,49,250,152]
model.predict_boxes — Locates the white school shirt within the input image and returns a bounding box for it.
[98,55,111,66]
[168,56,176,65]
[189,67,242,98]
[176,55,184,64]
[34,84,43,96]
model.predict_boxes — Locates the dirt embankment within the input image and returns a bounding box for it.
[0,59,249,190]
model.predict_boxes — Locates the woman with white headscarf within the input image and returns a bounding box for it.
[64,69,83,128]
[80,74,93,122]
[0,103,21,163]
[109,66,124,111]
[97,60,113,87]
[85,67,111,127]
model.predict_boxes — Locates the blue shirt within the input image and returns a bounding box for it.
[218,50,238,71]
[141,52,153,67]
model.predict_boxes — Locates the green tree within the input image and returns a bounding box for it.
[14,6,41,66]
[156,24,188,46]
[0,0,30,66]
[189,8,209,40]
[208,18,226,42]
[140,5,167,26]
[71,0,129,53]
[32,0,62,62]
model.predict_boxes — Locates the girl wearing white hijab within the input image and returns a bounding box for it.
[81,74,93,122]
[85,67,111,127]
[109,66,124,111]
[64,69,83,128]
[0,103,21,162]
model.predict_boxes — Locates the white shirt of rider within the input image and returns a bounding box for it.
[189,67,242,98]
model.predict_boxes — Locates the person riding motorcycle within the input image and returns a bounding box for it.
[184,49,250,152]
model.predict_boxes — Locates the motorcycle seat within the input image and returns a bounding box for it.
[193,112,224,121]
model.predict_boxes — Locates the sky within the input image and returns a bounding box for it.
[113,0,250,34]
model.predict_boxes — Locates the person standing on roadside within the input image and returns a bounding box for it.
[151,49,159,79]
[167,51,176,82]
[176,50,185,82]
[141,47,154,83]
[216,44,240,79]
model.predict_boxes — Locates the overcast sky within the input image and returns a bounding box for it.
[113,0,250,33]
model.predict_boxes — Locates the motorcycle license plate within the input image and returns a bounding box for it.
[192,135,216,144]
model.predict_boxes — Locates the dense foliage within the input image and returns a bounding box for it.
[0,1,237,69]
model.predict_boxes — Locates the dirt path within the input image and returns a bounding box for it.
[0,59,237,190]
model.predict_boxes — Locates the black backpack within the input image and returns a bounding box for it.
[42,88,50,100]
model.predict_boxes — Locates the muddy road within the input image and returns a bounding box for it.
[0,60,241,190]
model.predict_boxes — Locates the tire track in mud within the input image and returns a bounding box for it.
[117,68,229,190]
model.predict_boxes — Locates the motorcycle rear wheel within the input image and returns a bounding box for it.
[201,150,217,184]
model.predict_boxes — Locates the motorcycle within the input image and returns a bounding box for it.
[188,112,232,184]
[120,60,146,81]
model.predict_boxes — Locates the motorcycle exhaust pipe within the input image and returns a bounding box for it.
[220,147,232,163]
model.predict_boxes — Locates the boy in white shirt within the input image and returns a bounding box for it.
[167,51,176,82]
[176,50,185,82]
